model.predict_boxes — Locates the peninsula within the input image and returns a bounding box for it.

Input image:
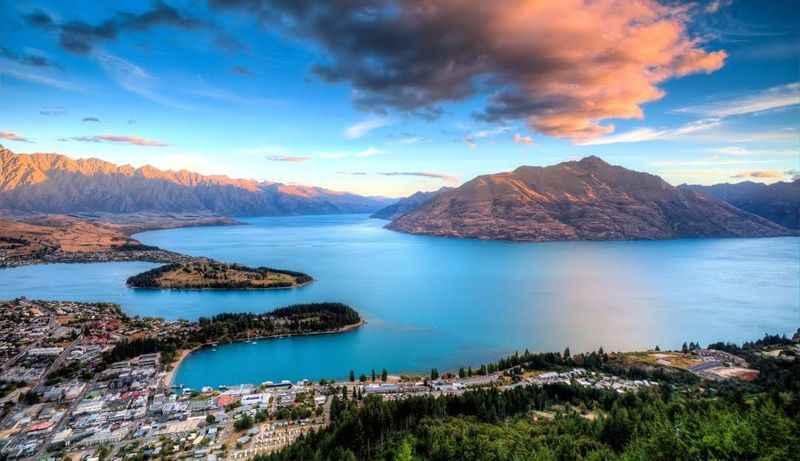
[126,261,313,290]
[104,302,363,366]
[0,214,199,268]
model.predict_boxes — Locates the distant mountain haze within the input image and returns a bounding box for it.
[387,156,792,241]
[0,147,394,216]
[371,187,453,220]
[681,181,800,230]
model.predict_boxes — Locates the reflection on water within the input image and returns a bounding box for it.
[0,214,796,387]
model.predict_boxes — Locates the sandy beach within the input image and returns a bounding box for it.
[163,349,193,388]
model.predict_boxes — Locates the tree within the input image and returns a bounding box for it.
[234,414,253,431]
[205,414,216,425]
[682,342,689,353]
[371,369,376,382]
[430,368,439,380]
[563,347,571,360]
[349,370,355,382]
[381,368,388,382]
[359,374,368,383]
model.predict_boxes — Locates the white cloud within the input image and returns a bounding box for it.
[651,158,773,167]
[580,119,721,145]
[463,125,512,148]
[344,117,391,139]
[473,126,511,138]
[397,136,424,144]
[0,58,84,92]
[676,83,800,117]
[95,52,192,110]
[354,147,382,158]
[712,146,799,157]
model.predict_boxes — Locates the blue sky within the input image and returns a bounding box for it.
[1,0,797,197]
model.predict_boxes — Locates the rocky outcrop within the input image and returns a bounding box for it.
[371,187,452,220]
[0,147,393,216]
[388,156,792,241]
[681,180,799,229]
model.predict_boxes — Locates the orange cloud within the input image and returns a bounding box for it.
[513,133,534,145]
[0,131,34,143]
[482,0,726,141]
[732,170,785,179]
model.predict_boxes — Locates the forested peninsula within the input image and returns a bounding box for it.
[104,302,362,365]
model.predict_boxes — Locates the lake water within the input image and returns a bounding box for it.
[0,214,797,388]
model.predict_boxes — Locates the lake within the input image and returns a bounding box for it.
[0,214,797,388]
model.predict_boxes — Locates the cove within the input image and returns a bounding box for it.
[0,214,797,388]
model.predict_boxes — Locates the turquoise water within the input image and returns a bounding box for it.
[0,214,797,387]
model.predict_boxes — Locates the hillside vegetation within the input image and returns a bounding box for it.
[126,261,312,289]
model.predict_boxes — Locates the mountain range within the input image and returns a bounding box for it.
[386,156,792,241]
[0,147,393,216]
[371,187,453,220]
[680,180,799,229]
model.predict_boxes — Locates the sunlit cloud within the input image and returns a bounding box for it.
[0,131,34,143]
[731,170,787,179]
[513,133,534,145]
[60,134,167,147]
[213,0,726,141]
[345,117,391,139]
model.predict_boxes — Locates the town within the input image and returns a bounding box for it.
[1,299,797,461]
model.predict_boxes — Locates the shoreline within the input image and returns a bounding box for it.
[166,319,366,388]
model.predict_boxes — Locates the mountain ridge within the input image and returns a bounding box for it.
[0,147,394,216]
[680,180,799,229]
[371,187,453,220]
[388,156,792,241]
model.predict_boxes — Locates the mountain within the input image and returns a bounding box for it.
[371,187,452,220]
[680,180,800,229]
[388,156,792,241]
[0,147,394,216]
